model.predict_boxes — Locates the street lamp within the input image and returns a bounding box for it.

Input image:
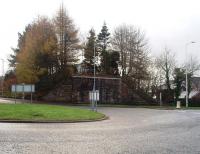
[92,43,97,111]
[173,84,176,106]
[185,41,196,108]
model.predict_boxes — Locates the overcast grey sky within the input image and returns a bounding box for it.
[0,0,200,74]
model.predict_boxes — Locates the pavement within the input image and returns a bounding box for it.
[0,97,40,104]
[0,106,200,154]
[0,97,16,104]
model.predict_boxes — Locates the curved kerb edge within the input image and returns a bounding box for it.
[0,116,109,123]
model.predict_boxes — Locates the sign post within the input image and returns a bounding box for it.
[11,84,35,103]
[31,85,33,103]
[22,83,25,103]
[14,84,16,104]
[89,90,99,111]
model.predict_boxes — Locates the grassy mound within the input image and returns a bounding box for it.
[0,103,105,122]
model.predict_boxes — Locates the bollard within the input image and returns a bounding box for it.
[176,101,181,109]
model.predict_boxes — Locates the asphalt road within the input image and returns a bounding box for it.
[0,107,200,154]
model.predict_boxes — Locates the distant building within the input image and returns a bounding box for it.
[179,77,200,100]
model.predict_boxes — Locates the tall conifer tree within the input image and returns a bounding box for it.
[97,22,110,74]
[83,29,96,73]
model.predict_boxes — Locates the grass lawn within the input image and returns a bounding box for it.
[0,103,105,122]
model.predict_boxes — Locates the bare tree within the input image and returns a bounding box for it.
[148,60,163,96]
[184,55,200,75]
[112,24,150,90]
[53,4,79,72]
[183,55,200,97]
[112,24,130,76]
[155,47,175,91]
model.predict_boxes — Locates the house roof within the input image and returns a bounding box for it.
[179,90,199,99]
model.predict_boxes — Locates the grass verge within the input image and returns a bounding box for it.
[0,103,105,122]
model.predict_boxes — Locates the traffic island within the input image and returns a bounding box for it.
[0,103,107,123]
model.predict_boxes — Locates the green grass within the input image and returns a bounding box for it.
[0,103,105,122]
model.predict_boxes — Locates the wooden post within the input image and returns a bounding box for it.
[31,85,32,103]
[15,85,16,104]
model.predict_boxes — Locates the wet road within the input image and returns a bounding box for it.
[0,107,200,154]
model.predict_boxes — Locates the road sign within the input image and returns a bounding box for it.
[11,84,35,103]
[11,84,35,93]
[89,90,99,102]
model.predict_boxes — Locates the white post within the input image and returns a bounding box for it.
[185,41,196,108]
[160,92,162,106]
[176,101,181,109]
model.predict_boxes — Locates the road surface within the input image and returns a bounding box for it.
[0,107,200,154]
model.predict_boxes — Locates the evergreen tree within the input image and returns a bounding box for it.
[8,47,20,68]
[83,29,97,73]
[8,26,31,69]
[173,68,185,101]
[97,22,110,74]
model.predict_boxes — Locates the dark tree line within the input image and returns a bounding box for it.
[6,4,151,97]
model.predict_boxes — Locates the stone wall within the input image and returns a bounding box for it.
[72,76,121,103]
[43,75,154,105]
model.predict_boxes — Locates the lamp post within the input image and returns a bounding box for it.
[1,59,4,97]
[92,43,96,111]
[185,41,196,108]
[159,73,162,107]
[173,84,176,106]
